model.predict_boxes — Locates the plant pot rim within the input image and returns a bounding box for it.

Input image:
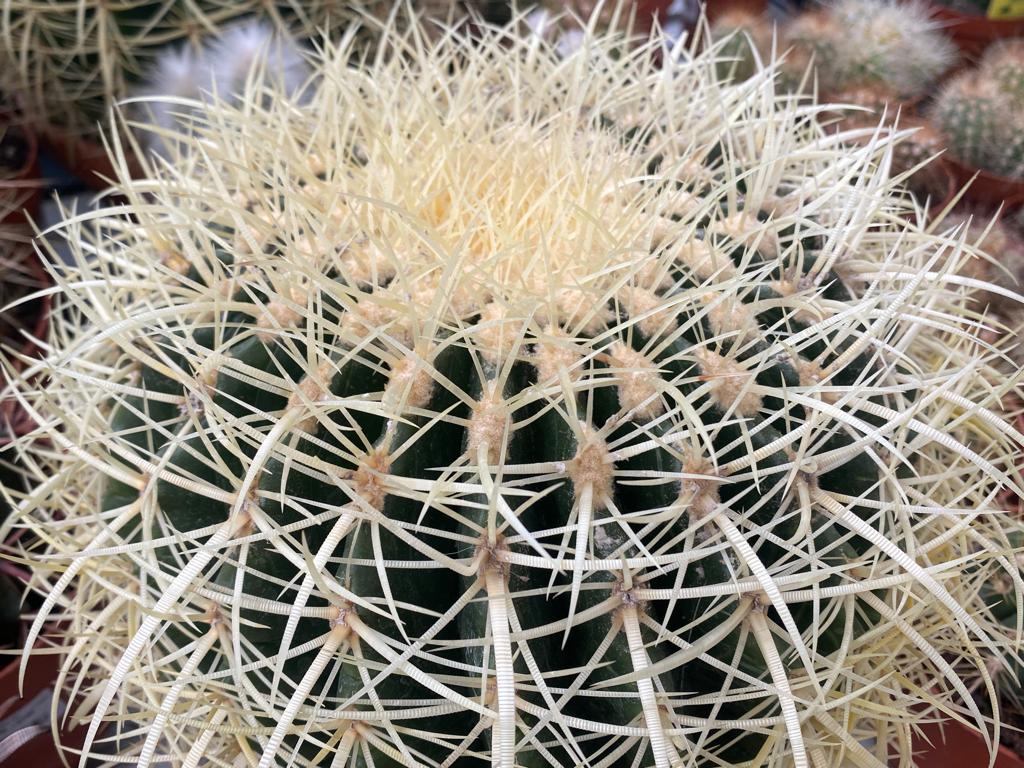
[927,3,1024,57]
[913,718,1024,767]
[42,127,141,192]
[942,154,1024,206]
[930,4,1024,26]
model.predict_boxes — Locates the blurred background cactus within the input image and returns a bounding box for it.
[932,44,1024,181]
[822,0,956,96]
[137,18,312,158]
[710,0,955,107]
[0,1,508,146]
[1,1,315,138]
[4,11,1024,768]
[981,38,1024,106]
[932,76,1009,165]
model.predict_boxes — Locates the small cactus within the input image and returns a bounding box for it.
[526,1,654,58]
[780,9,842,87]
[931,66,1024,180]
[947,211,1024,315]
[782,0,955,98]
[889,118,949,197]
[931,74,1014,173]
[824,87,948,200]
[982,40,1024,108]
[978,42,1024,181]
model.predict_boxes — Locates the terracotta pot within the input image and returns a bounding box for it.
[929,4,1024,59]
[0,650,86,766]
[637,0,675,28]
[705,0,768,22]
[0,115,41,227]
[42,128,141,193]
[910,720,1024,767]
[943,154,1024,207]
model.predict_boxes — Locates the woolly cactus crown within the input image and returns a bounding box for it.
[782,0,955,97]
[138,19,312,157]
[5,14,1024,768]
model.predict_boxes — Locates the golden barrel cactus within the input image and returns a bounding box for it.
[3,14,1024,768]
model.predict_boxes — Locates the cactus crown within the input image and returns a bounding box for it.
[5,14,1024,768]
[782,0,955,97]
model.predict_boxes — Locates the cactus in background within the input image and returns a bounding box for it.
[981,39,1024,108]
[831,0,956,95]
[4,16,1024,768]
[823,86,948,200]
[953,214,1024,308]
[944,211,1024,364]
[888,118,949,197]
[139,19,311,158]
[525,0,654,58]
[931,75,1011,170]
[931,68,1024,180]
[0,1,477,140]
[781,0,955,98]
[780,9,843,89]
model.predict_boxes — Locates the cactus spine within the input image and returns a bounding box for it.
[139,19,311,158]
[4,16,1024,768]
[709,9,775,84]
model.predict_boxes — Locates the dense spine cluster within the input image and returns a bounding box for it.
[3,16,1024,768]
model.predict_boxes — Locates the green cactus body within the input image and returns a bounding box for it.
[995,132,1024,180]
[982,40,1024,108]
[5,18,1024,768]
[991,61,1024,107]
[931,75,1011,171]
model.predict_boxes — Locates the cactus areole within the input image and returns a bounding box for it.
[6,16,1024,768]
